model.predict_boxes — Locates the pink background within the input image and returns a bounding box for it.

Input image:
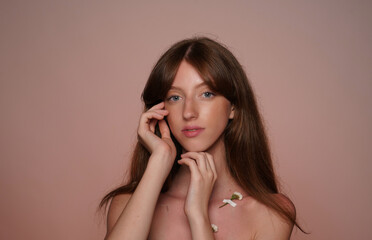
[1,1,371,239]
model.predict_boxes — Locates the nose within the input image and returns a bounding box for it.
[183,98,198,120]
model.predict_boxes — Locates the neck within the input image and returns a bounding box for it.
[167,137,246,202]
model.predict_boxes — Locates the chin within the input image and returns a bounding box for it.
[175,134,225,154]
[179,139,223,153]
[181,144,208,153]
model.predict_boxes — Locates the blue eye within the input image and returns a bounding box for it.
[168,95,181,102]
[202,92,215,98]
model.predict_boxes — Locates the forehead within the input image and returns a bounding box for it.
[171,60,208,90]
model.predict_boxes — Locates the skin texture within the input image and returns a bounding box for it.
[105,61,294,240]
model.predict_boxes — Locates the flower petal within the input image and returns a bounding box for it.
[211,224,218,233]
[232,192,243,200]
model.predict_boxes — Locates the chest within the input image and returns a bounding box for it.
[148,198,257,240]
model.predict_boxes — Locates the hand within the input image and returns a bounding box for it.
[178,152,217,219]
[137,102,177,162]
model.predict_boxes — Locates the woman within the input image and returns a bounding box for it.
[100,37,303,239]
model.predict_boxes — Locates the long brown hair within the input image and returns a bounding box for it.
[100,37,305,232]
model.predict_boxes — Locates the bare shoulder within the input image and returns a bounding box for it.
[106,193,132,233]
[243,194,295,240]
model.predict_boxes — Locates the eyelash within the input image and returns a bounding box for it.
[167,95,181,102]
[202,92,215,98]
[166,91,215,102]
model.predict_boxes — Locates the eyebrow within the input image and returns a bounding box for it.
[169,82,209,91]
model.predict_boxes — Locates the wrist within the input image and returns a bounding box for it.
[146,151,175,179]
[185,208,209,223]
[150,149,174,161]
[187,214,213,237]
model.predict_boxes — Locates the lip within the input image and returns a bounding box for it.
[181,126,205,138]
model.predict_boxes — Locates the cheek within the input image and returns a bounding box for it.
[213,111,230,132]
[164,108,179,131]
[211,102,231,120]
[209,105,232,130]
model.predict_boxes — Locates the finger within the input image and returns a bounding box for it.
[138,112,165,141]
[178,158,200,178]
[140,111,165,128]
[148,101,165,111]
[201,152,211,171]
[148,109,169,116]
[141,109,168,127]
[158,119,170,138]
[149,119,157,133]
[181,152,208,172]
[205,153,217,178]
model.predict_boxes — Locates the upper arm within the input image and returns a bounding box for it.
[106,194,132,234]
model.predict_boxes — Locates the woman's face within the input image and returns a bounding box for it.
[164,60,234,152]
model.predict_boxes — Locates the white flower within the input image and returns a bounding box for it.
[211,223,218,233]
[232,192,243,200]
[219,191,243,208]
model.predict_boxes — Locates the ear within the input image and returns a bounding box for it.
[229,105,235,119]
